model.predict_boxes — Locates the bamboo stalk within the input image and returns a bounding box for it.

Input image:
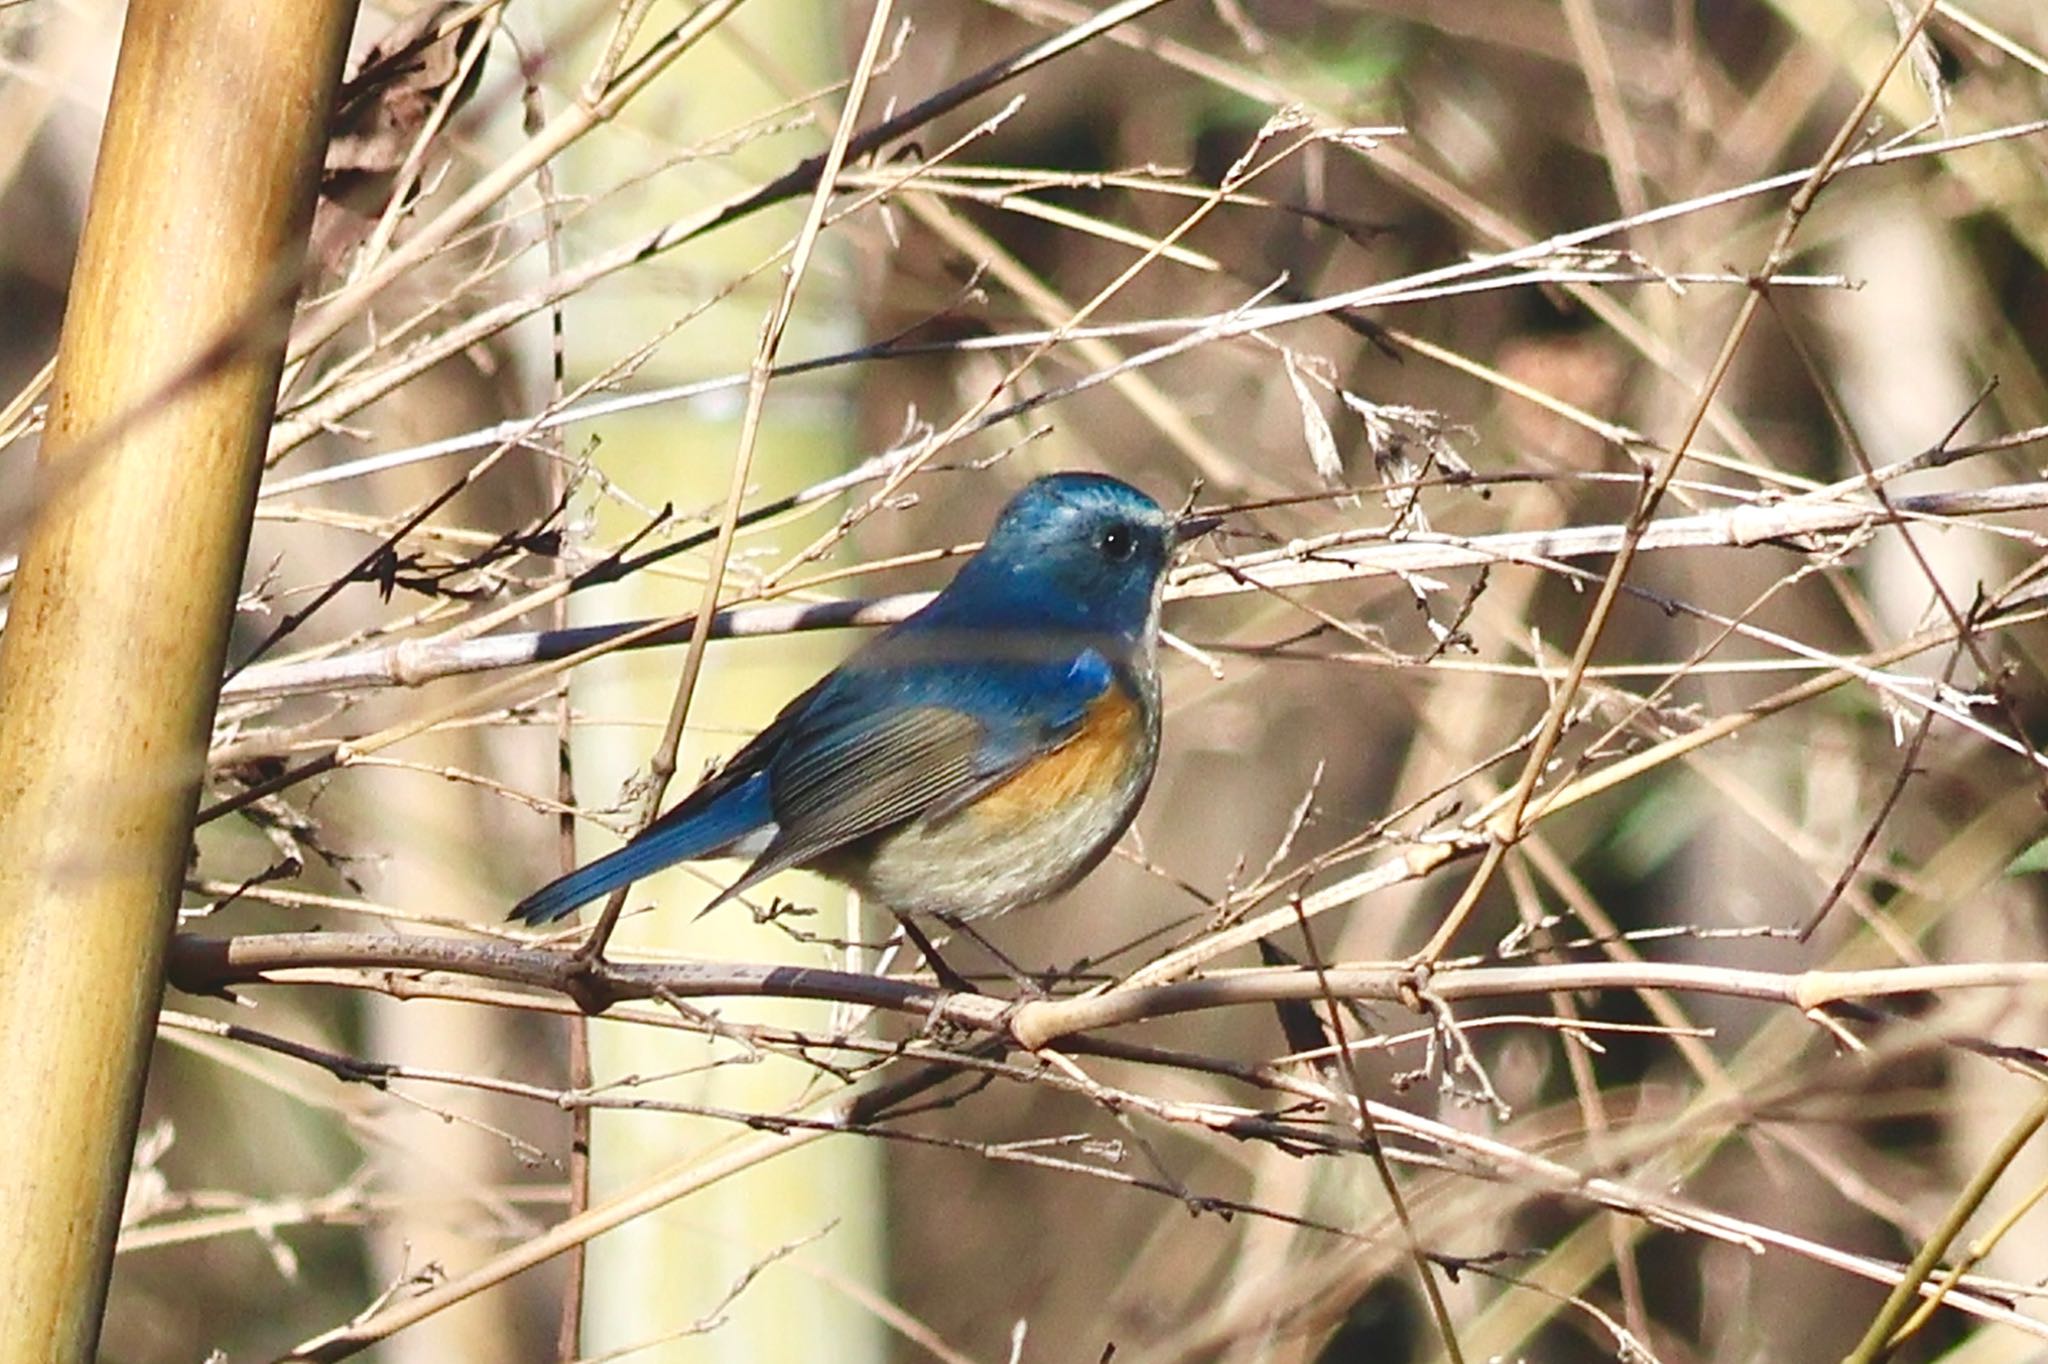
[0,3,356,1359]
[544,3,882,1354]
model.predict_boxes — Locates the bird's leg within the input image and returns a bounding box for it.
[938,913,1049,1000]
[893,914,979,995]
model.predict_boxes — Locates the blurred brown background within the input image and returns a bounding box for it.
[5,0,2047,1360]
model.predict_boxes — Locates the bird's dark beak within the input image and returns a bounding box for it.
[1172,511,1222,547]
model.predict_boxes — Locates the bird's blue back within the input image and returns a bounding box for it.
[512,473,1195,926]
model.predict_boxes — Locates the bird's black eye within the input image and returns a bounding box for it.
[1099,523,1136,561]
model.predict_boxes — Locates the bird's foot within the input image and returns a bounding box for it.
[942,914,1052,1000]
[897,916,980,995]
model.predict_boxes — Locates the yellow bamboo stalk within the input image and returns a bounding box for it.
[555,5,882,1358]
[0,3,356,1359]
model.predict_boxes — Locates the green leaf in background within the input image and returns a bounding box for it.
[2004,832,2048,876]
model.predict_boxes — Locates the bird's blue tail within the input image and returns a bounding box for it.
[509,772,774,925]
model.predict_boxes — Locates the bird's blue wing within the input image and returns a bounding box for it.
[710,644,1120,906]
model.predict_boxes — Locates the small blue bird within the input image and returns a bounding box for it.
[511,472,1216,933]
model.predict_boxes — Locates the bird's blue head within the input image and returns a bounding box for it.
[934,473,1218,640]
